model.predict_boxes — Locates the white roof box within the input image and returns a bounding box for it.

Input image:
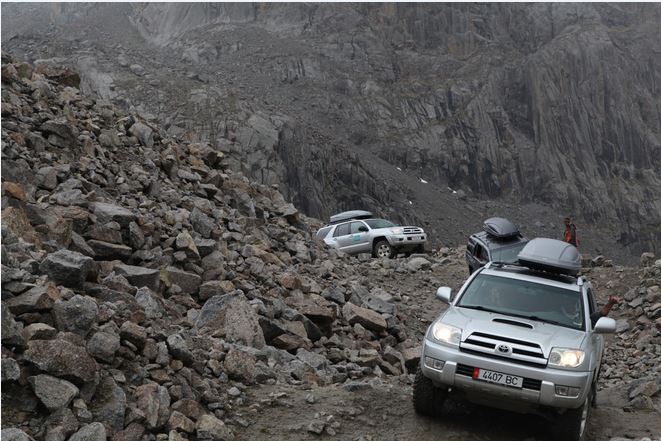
[329,210,373,224]
[517,238,581,276]
[483,217,520,239]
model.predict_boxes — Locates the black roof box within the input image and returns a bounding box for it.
[483,217,520,239]
[517,238,581,276]
[329,210,373,225]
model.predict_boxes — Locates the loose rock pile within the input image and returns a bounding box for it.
[0,54,429,441]
[600,254,661,410]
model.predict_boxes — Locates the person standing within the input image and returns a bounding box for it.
[563,217,579,248]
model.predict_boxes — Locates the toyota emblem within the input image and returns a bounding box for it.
[497,344,511,354]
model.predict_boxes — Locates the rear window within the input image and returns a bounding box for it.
[365,219,395,229]
[333,223,351,237]
[316,227,332,239]
[490,242,528,263]
[457,274,585,330]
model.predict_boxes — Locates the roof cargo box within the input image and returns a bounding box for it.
[329,210,373,225]
[517,238,581,276]
[483,217,520,239]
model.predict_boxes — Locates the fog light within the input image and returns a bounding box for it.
[424,356,445,370]
[555,385,580,397]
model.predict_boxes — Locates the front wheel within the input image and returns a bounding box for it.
[373,240,395,259]
[412,366,447,417]
[553,386,593,441]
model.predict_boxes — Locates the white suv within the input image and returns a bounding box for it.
[316,210,427,258]
[414,238,616,441]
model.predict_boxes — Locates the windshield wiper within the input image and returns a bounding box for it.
[460,305,505,315]
[505,312,567,327]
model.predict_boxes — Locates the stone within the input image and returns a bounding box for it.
[40,119,78,149]
[1,429,34,441]
[176,230,200,259]
[629,380,659,399]
[190,208,215,238]
[128,221,145,249]
[6,285,54,314]
[112,423,144,441]
[86,222,123,244]
[52,295,99,337]
[272,333,311,352]
[223,348,257,384]
[24,339,98,384]
[401,346,422,370]
[3,181,26,200]
[40,249,94,288]
[171,399,206,421]
[69,423,106,441]
[1,303,25,347]
[114,264,160,291]
[29,374,79,411]
[87,331,120,363]
[168,411,195,433]
[135,383,170,429]
[161,267,201,295]
[195,293,265,348]
[91,202,136,227]
[1,357,21,382]
[89,373,126,432]
[119,321,147,349]
[135,287,165,319]
[129,122,153,147]
[196,415,234,441]
[640,252,655,267]
[407,257,432,272]
[342,302,387,332]
[199,280,235,301]
[166,333,194,365]
[87,239,133,260]
[278,273,303,290]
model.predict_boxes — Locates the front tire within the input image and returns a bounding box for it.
[412,366,446,417]
[373,240,395,259]
[553,386,593,441]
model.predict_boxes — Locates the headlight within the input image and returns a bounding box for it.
[391,228,403,235]
[431,322,462,346]
[549,348,585,368]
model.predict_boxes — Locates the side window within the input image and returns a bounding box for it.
[467,238,476,254]
[316,227,331,239]
[586,288,596,316]
[475,244,488,262]
[333,223,350,237]
[350,222,365,234]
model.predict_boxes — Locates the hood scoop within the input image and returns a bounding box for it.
[492,318,534,329]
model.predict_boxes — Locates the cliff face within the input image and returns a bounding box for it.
[2,3,660,260]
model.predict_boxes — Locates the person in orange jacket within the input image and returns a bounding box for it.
[563,217,579,248]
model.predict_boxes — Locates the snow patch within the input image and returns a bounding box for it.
[420,178,428,184]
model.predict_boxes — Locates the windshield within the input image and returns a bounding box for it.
[490,242,528,263]
[365,219,396,229]
[457,274,585,330]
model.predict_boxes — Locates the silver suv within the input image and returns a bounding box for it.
[316,210,427,258]
[414,238,616,441]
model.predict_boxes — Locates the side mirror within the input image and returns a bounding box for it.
[436,287,452,304]
[358,225,369,232]
[593,317,617,334]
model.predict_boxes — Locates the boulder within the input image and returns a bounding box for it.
[129,122,153,148]
[69,423,106,441]
[161,267,201,295]
[87,239,133,260]
[91,202,136,227]
[28,374,79,411]
[135,287,165,320]
[166,333,194,365]
[223,348,257,384]
[39,249,94,288]
[119,321,147,349]
[87,331,120,363]
[52,295,99,337]
[114,264,160,291]
[407,257,432,272]
[196,415,234,441]
[1,303,25,347]
[168,411,195,433]
[89,373,126,432]
[135,383,170,430]
[0,429,35,441]
[23,339,98,384]
[194,293,265,348]
[342,302,387,332]
[1,357,21,382]
[6,285,54,314]
[190,207,215,238]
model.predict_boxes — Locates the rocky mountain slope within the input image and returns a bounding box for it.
[2,3,660,263]
[2,54,661,441]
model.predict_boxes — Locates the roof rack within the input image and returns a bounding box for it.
[329,210,373,225]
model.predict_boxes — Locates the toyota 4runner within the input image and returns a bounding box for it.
[414,238,616,441]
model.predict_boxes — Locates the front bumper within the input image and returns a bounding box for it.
[421,339,592,410]
[386,234,426,247]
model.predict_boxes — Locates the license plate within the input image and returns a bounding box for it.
[473,368,523,388]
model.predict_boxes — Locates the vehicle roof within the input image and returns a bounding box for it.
[483,217,520,238]
[479,265,581,292]
[470,230,528,250]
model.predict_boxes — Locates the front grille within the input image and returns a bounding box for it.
[403,227,423,235]
[455,363,542,391]
[461,332,547,366]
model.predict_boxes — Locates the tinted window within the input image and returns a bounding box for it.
[457,274,585,330]
[316,227,332,239]
[350,222,366,234]
[365,219,396,229]
[475,244,488,261]
[334,223,351,237]
[490,242,527,263]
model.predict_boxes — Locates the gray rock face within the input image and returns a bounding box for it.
[52,295,99,337]
[195,293,265,348]
[28,374,79,411]
[39,250,94,288]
